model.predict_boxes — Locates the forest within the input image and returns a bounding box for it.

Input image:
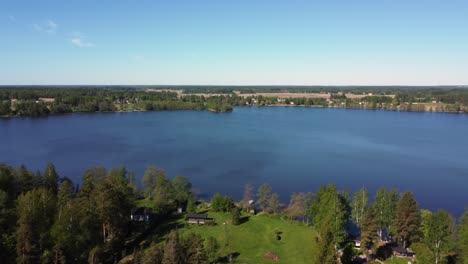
[1,86,468,117]
[1,162,468,263]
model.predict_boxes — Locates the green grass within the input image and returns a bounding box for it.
[372,256,413,264]
[177,212,318,264]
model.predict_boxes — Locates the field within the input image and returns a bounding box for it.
[179,212,318,263]
[136,208,319,264]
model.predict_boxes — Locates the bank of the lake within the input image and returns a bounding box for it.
[1,107,467,216]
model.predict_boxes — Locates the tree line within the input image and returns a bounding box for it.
[2,162,468,263]
[2,86,468,117]
[0,163,223,263]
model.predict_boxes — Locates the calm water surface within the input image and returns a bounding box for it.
[1,107,467,215]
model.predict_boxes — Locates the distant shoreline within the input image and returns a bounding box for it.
[2,104,468,119]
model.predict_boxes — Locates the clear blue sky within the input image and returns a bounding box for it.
[1,0,468,85]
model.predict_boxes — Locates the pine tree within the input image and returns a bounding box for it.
[360,207,379,258]
[44,163,59,194]
[313,218,338,264]
[393,192,420,248]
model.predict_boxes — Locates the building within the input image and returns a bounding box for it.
[130,207,153,222]
[186,213,214,224]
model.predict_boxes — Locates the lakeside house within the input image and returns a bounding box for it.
[130,207,153,222]
[186,213,214,224]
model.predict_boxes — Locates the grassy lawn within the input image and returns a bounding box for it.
[372,256,413,264]
[159,211,318,264]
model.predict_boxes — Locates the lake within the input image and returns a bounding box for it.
[1,107,468,216]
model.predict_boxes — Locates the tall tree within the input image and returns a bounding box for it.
[360,207,379,259]
[374,188,399,237]
[313,217,338,264]
[426,209,453,264]
[286,192,305,219]
[16,188,56,264]
[351,187,368,227]
[127,171,138,195]
[269,193,280,214]
[142,166,165,198]
[393,192,421,248]
[309,184,347,246]
[153,172,176,214]
[459,208,468,264]
[257,183,272,213]
[172,175,192,206]
[210,193,223,212]
[183,233,208,264]
[162,231,183,264]
[44,163,59,194]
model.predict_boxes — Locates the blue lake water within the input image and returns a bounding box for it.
[1,107,467,216]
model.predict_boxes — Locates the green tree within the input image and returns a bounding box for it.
[313,218,338,264]
[426,209,453,264]
[142,166,165,198]
[44,163,59,194]
[162,230,183,264]
[152,172,176,214]
[210,193,223,212]
[412,242,435,264]
[16,188,56,264]
[269,193,280,214]
[205,237,219,264]
[140,243,164,264]
[231,207,241,225]
[172,175,192,206]
[420,209,433,240]
[351,187,368,227]
[374,188,399,237]
[257,183,272,213]
[309,184,347,246]
[393,192,420,248]
[459,208,468,264]
[186,197,196,214]
[94,169,134,260]
[360,207,379,258]
[183,233,208,264]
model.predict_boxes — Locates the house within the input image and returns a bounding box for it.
[38,98,55,103]
[393,246,414,257]
[186,213,214,224]
[247,200,256,214]
[130,207,153,222]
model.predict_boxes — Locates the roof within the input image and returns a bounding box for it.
[186,213,209,219]
[393,246,407,254]
[131,207,153,215]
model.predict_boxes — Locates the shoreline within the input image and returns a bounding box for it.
[1,104,467,119]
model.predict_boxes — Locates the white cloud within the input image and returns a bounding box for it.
[69,31,95,48]
[34,20,58,35]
